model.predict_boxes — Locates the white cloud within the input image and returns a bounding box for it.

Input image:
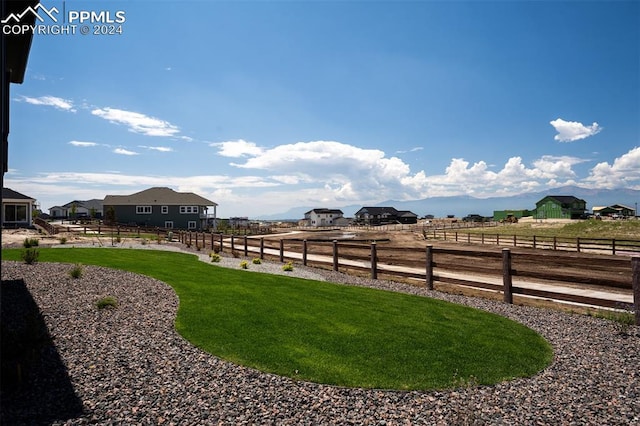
[213,139,264,157]
[550,118,602,142]
[68,140,98,147]
[18,95,76,112]
[91,107,180,137]
[140,146,174,152]
[584,147,640,189]
[113,148,139,156]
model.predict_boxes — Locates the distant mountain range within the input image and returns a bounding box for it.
[255,186,640,220]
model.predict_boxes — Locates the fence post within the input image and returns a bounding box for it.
[455,232,458,242]
[496,234,500,245]
[513,235,517,247]
[503,248,513,304]
[481,233,485,244]
[219,233,223,252]
[553,236,557,251]
[577,237,581,253]
[467,234,471,244]
[303,239,308,266]
[189,232,192,246]
[332,240,339,271]
[632,257,640,326]
[612,239,616,256]
[533,235,536,249]
[244,236,248,257]
[280,239,284,263]
[260,238,264,260]
[426,245,434,290]
[370,242,378,280]
[231,235,235,252]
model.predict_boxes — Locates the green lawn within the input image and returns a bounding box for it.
[1,248,553,390]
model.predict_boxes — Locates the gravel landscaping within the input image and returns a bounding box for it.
[1,244,639,425]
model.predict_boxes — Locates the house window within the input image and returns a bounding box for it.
[136,206,152,214]
[161,206,169,214]
[180,206,199,214]
[3,204,27,222]
[187,221,197,229]
[165,221,174,229]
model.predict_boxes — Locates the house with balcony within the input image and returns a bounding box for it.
[102,187,217,230]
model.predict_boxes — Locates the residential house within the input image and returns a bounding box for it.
[592,204,636,218]
[354,207,418,225]
[535,196,587,220]
[49,199,104,219]
[2,187,36,228]
[303,208,348,227]
[102,187,217,230]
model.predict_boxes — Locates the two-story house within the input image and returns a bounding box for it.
[103,187,217,230]
[304,208,347,227]
[354,207,418,225]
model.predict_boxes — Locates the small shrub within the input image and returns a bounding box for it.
[282,261,294,272]
[23,238,39,248]
[21,248,39,265]
[252,258,262,264]
[58,236,67,244]
[96,296,118,310]
[69,264,83,279]
[210,253,221,262]
[240,260,249,269]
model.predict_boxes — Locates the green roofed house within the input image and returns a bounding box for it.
[103,187,217,230]
[535,195,587,220]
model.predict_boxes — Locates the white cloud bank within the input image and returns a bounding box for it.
[68,140,98,147]
[550,118,602,142]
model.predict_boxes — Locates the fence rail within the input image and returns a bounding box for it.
[176,231,639,324]
[424,229,640,256]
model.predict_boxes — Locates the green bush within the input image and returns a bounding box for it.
[252,258,262,264]
[58,236,67,244]
[23,238,39,248]
[21,248,39,264]
[209,253,221,262]
[96,296,118,310]
[69,264,83,279]
[282,261,294,272]
[240,260,249,269]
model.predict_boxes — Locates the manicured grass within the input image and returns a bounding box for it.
[1,248,553,390]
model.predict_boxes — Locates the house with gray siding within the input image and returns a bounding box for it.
[103,187,217,230]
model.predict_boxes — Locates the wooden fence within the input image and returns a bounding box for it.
[424,229,640,256]
[177,232,640,325]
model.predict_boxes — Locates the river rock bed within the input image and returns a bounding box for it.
[1,249,639,425]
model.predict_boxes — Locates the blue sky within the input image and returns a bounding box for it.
[5,0,639,218]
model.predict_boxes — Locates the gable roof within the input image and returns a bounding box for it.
[538,195,586,205]
[61,199,103,210]
[306,208,344,215]
[2,187,35,201]
[103,187,216,206]
[355,206,399,216]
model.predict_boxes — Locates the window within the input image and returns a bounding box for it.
[180,206,199,214]
[136,206,152,214]
[161,206,169,214]
[4,204,27,222]
[187,221,197,229]
[165,221,174,229]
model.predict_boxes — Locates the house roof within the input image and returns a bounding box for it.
[397,210,418,217]
[2,187,35,201]
[306,208,344,215]
[355,206,399,216]
[537,195,586,206]
[61,199,103,210]
[103,187,217,207]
